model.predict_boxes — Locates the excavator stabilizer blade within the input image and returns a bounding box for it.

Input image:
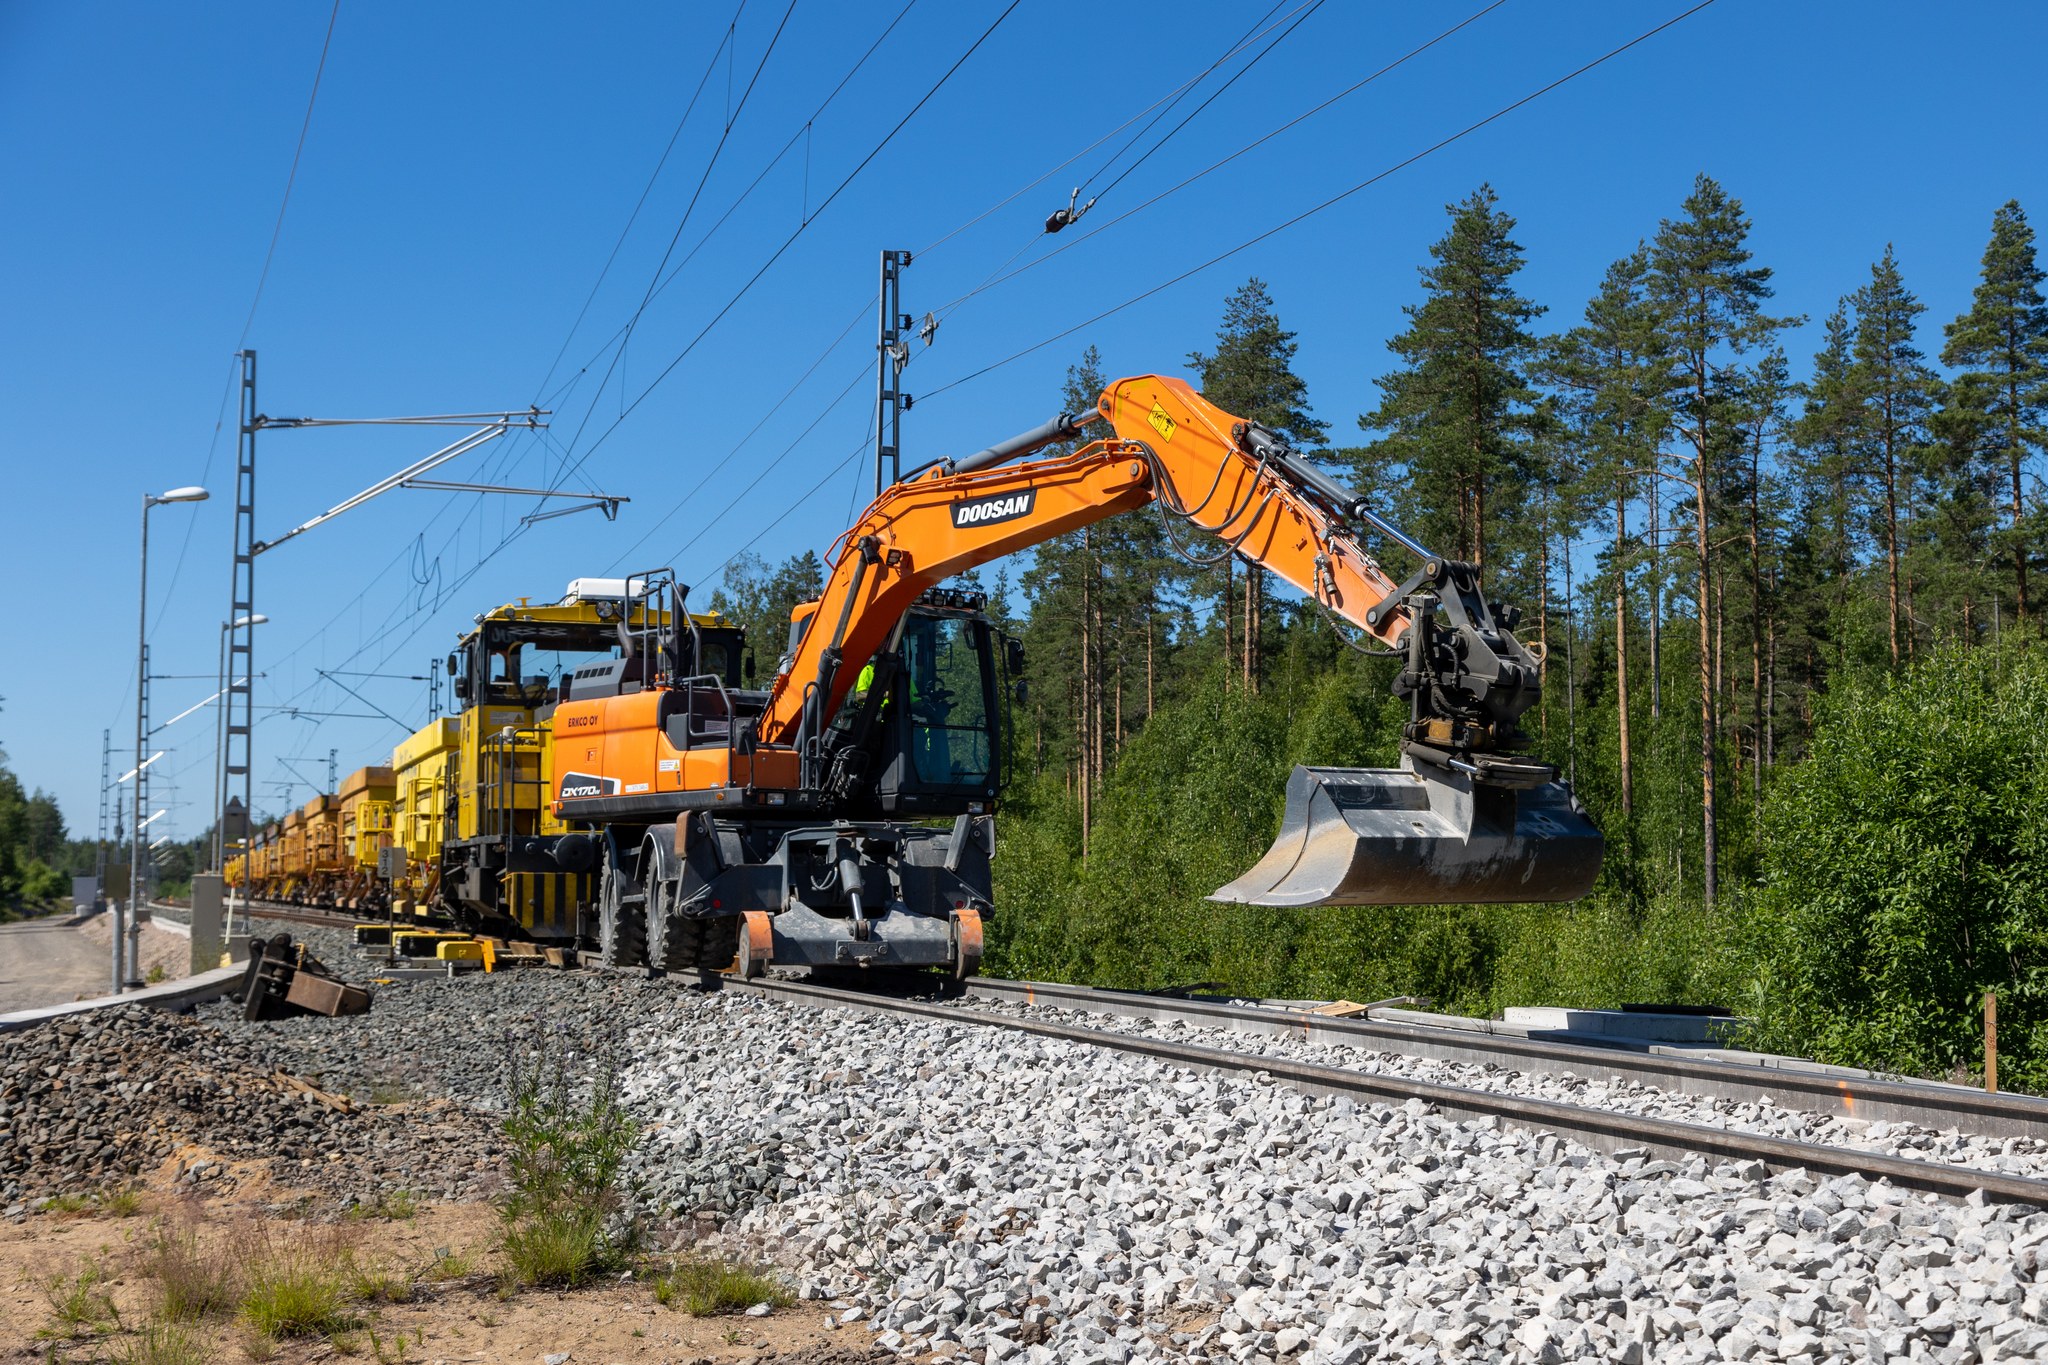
[1211,764,1604,908]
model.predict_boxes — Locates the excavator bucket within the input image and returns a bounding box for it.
[1212,763,1604,908]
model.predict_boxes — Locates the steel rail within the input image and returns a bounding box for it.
[963,977,2048,1142]
[735,976,2048,1207]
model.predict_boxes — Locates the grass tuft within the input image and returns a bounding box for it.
[101,1187,147,1217]
[36,1260,121,1337]
[501,1206,615,1289]
[652,1258,791,1316]
[344,1189,420,1221]
[111,1321,209,1365]
[41,1187,148,1218]
[138,1213,243,1321]
[37,1192,96,1217]
[421,1246,477,1281]
[344,1257,413,1305]
[236,1226,363,1340]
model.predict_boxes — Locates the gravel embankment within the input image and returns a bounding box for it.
[0,1003,498,1210]
[957,994,2048,1185]
[617,990,2048,1365]
[34,938,2048,1361]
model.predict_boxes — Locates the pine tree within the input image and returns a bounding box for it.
[1851,246,1944,665]
[1188,278,1326,690]
[1941,200,2048,629]
[707,549,824,679]
[1648,173,1795,909]
[1355,186,1544,591]
[1790,302,1864,677]
[1729,348,1792,811]
[1543,246,1673,822]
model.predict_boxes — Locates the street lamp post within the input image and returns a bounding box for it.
[212,613,266,874]
[128,485,208,994]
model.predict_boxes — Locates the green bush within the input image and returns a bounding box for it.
[497,1026,639,1287]
[1745,641,2048,1087]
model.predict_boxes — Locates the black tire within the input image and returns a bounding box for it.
[648,885,741,974]
[596,854,646,969]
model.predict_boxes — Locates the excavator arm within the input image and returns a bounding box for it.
[753,374,1602,907]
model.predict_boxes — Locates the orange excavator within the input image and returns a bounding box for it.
[551,375,1602,977]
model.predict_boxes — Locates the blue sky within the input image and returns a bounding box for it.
[5,1,2045,839]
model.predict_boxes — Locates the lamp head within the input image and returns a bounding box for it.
[152,486,210,505]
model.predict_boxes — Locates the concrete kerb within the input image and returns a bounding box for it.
[0,965,246,1034]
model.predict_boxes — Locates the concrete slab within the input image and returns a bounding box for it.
[1504,1005,1741,1044]
[0,965,246,1033]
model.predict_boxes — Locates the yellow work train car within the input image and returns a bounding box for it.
[337,766,395,911]
[390,717,458,922]
[255,821,284,900]
[279,809,308,902]
[299,794,342,905]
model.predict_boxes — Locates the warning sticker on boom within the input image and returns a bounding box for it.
[1148,401,1176,442]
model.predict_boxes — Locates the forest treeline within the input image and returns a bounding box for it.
[0,705,81,917]
[720,174,2048,1088]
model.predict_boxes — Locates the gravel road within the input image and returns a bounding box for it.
[0,916,112,1012]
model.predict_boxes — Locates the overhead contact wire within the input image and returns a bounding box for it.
[930,0,1515,319]
[543,0,1026,493]
[921,0,1716,403]
[531,1,753,403]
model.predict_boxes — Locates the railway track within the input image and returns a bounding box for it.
[161,905,2048,1204]
[734,973,2048,1207]
[963,976,2048,1139]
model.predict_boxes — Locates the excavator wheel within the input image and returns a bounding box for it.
[647,882,740,975]
[596,857,647,969]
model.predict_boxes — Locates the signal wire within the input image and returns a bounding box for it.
[253,0,1288,699]
[661,365,874,568]
[557,0,803,464]
[1055,0,1326,230]
[530,1,754,404]
[240,0,342,348]
[600,306,875,574]
[608,4,1335,592]
[931,0,1514,320]
[254,1,1319,726]
[540,0,1026,494]
[919,0,1716,404]
[527,0,917,447]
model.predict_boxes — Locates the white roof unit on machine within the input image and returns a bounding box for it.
[562,577,652,604]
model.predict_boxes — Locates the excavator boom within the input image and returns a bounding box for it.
[751,375,1601,909]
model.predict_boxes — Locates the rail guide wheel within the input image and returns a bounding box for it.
[951,906,984,982]
[735,911,774,979]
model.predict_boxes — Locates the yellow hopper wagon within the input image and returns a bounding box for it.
[337,766,396,912]
[390,718,458,923]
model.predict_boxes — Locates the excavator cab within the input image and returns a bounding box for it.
[816,589,1005,816]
